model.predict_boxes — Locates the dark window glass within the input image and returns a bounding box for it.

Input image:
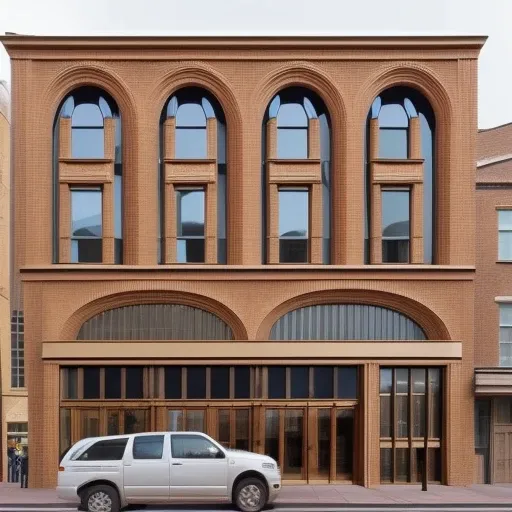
[279,189,309,263]
[380,369,392,393]
[71,189,103,263]
[165,367,182,399]
[125,367,144,399]
[290,366,309,398]
[133,435,164,460]
[380,448,392,483]
[64,367,78,399]
[211,367,230,399]
[124,409,147,434]
[187,367,206,399]
[395,448,409,482]
[268,366,286,399]
[171,434,224,459]
[83,367,100,399]
[382,189,410,264]
[337,367,357,399]
[177,189,205,263]
[314,367,334,399]
[234,366,251,399]
[105,367,121,399]
[77,438,128,461]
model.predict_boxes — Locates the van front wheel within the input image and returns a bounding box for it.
[234,477,267,512]
[81,484,120,512]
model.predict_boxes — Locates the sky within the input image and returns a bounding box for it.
[0,0,511,129]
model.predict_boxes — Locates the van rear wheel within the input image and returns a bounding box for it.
[81,484,120,512]
[234,477,267,512]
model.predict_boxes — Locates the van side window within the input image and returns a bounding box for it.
[171,434,224,459]
[133,435,165,460]
[77,438,128,461]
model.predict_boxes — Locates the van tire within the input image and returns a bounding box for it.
[234,477,267,512]
[81,484,120,512]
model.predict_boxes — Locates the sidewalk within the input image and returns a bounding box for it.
[1,482,512,506]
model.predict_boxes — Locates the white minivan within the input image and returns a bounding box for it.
[58,431,281,512]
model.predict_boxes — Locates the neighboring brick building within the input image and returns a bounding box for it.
[475,122,512,483]
[0,34,484,488]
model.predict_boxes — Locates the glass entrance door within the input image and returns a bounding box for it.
[263,406,354,483]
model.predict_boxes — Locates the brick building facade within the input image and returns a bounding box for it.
[0,34,484,488]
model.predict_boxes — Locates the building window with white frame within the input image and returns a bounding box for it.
[498,210,512,261]
[500,303,512,366]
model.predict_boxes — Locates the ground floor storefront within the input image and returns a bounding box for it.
[56,364,445,486]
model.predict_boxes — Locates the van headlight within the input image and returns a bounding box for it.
[262,462,275,470]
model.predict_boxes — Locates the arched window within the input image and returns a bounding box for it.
[53,87,122,264]
[263,88,331,264]
[77,304,234,340]
[160,88,227,264]
[270,303,426,340]
[365,87,435,264]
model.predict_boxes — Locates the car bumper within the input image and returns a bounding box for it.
[266,477,282,503]
[56,485,80,504]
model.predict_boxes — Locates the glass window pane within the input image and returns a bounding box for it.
[171,434,221,459]
[380,448,392,483]
[83,367,100,399]
[235,409,250,451]
[177,239,205,263]
[277,103,308,127]
[380,395,391,437]
[428,448,442,482]
[379,104,408,128]
[279,190,309,237]
[114,174,122,239]
[314,367,334,399]
[133,435,164,460]
[412,368,426,393]
[395,368,409,394]
[218,409,230,446]
[234,366,251,399]
[71,239,103,263]
[379,128,408,159]
[63,367,78,399]
[277,129,308,159]
[380,369,392,393]
[78,438,128,461]
[72,129,104,158]
[265,409,279,462]
[335,409,354,481]
[71,190,102,238]
[175,129,207,159]
[500,304,512,326]
[496,398,512,424]
[187,367,206,399]
[211,366,230,399]
[107,411,119,436]
[395,448,409,482]
[396,395,409,438]
[498,232,512,261]
[124,410,147,434]
[382,189,410,264]
[186,410,205,431]
[382,240,410,264]
[165,367,182,399]
[290,366,309,399]
[177,190,205,237]
[429,369,442,438]
[337,367,357,399]
[413,394,426,438]
[105,367,121,399]
[268,366,286,399]
[72,103,103,127]
[60,409,71,458]
[411,447,425,483]
[168,410,183,431]
[284,410,304,479]
[176,104,206,127]
[279,239,308,264]
[125,367,144,399]
[499,210,512,230]
[500,342,512,367]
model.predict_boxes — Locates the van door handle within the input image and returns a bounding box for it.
[172,462,183,466]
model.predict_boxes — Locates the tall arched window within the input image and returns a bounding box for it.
[365,87,435,264]
[53,87,122,264]
[262,88,331,264]
[160,88,227,264]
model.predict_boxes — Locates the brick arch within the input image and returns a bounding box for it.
[356,62,454,264]
[256,289,451,341]
[150,62,244,263]
[255,62,347,262]
[60,290,248,341]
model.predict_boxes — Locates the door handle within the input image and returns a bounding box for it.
[172,462,183,466]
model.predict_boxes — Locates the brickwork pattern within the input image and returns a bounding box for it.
[1,35,484,488]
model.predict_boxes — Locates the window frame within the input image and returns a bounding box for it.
[175,187,206,264]
[70,186,103,264]
[170,433,225,460]
[278,186,310,264]
[499,303,512,367]
[132,434,165,460]
[498,209,512,262]
[381,187,411,264]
